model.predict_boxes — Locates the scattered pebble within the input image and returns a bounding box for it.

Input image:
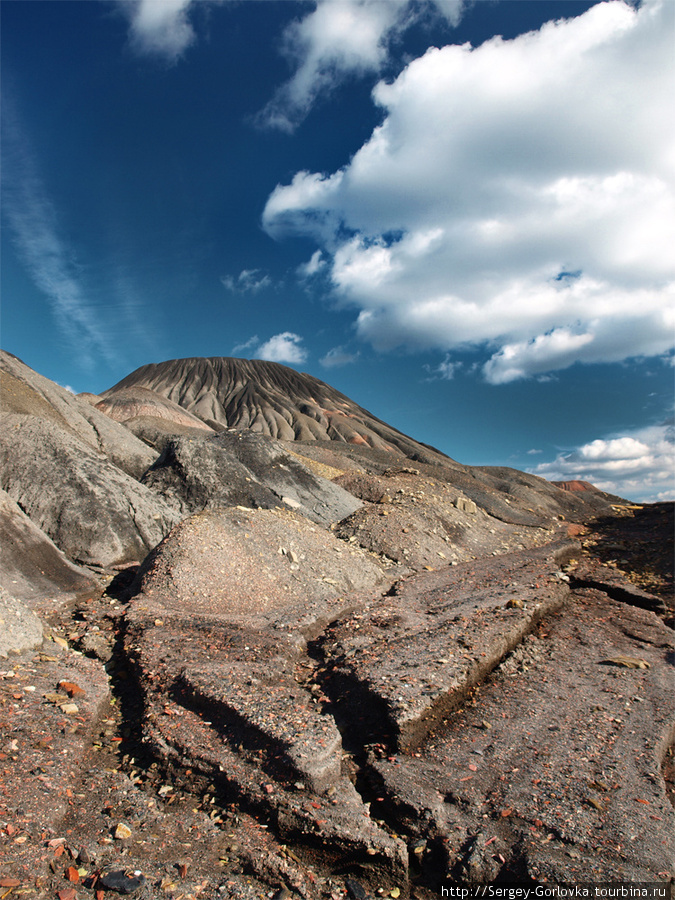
[113,822,133,841]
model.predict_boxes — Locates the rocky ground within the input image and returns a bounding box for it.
[1,504,672,899]
[1,352,673,898]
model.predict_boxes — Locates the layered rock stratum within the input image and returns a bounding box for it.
[0,350,672,898]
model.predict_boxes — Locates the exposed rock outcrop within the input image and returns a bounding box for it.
[123,516,674,887]
[0,413,180,568]
[142,430,362,527]
[125,506,408,880]
[1,351,156,479]
[122,415,217,451]
[0,489,98,611]
[362,582,675,883]
[0,352,182,568]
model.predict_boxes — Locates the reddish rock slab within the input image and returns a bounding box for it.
[366,586,675,883]
[320,541,576,751]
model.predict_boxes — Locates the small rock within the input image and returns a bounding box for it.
[345,878,367,900]
[601,656,650,669]
[58,680,85,697]
[177,861,189,879]
[59,703,79,715]
[80,632,113,662]
[411,839,426,856]
[65,866,80,884]
[506,598,524,609]
[114,822,133,840]
[56,889,76,900]
[100,869,146,894]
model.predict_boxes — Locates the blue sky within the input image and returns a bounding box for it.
[2,0,673,502]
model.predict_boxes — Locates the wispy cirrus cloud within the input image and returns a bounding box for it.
[221,268,272,294]
[231,335,260,355]
[424,354,458,381]
[297,250,326,280]
[2,107,114,369]
[319,345,359,368]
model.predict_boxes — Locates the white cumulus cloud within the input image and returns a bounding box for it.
[263,0,675,381]
[119,0,198,60]
[257,332,308,365]
[531,423,675,502]
[257,0,466,132]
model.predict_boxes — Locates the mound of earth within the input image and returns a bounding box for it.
[0,350,156,480]
[100,356,626,523]
[102,356,453,459]
[93,385,214,433]
[0,352,181,568]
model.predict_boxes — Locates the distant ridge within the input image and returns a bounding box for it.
[103,356,449,462]
[553,480,601,493]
